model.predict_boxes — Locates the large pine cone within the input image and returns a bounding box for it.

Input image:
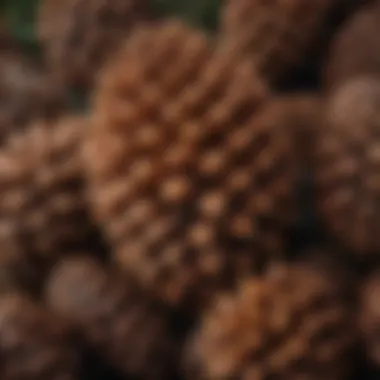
[219,0,335,83]
[38,0,152,88]
[84,20,297,309]
[315,76,380,256]
[0,117,96,294]
[0,51,66,144]
[360,271,380,367]
[324,1,380,90]
[184,261,356,380]
[46,256,177,379]
[0,292,79,380]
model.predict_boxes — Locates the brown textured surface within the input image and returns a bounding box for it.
[85,20,297,309]
[219,0,334,83]
[38,0,152,88]
[0,292,79,380]
[0,51,66,144]
[360,271,380,367]
[0,117,95,294]
[46,256,177,379]
[185,262,356,380]
[315,77,380,256]
[261,94,322,169]
[324,1,380,90]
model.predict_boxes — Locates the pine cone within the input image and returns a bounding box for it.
[315,76,380,256]
[184,262,356,380]
[0,292,79,380]
[360,271,380,367]
[0,51,66,144]
[45,256,177,379]
[219,0,335,83]
[38,0,152,88]
[84,20,297,309]
[0,117,96,294]
[324,1,380,90]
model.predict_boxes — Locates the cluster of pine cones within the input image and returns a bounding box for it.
[1,0,380,379]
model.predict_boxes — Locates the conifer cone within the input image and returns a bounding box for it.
[38,0,152,88]
[360,271,380,367]
[0,292,79,380]
[45,256,177,379]
[219,0,335,84]
[85,20,297,309]
[184,262,356,380]
[324,1,380,90]
[0,51,66,144]
[0,116,96,294]
[315,76,380,256]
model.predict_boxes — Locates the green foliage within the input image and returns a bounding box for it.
[2,0,39,45]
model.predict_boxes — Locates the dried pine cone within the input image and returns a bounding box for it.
[324,1,380,90]
[315,76,380,256]
[184,262,356,380]
[219,0,335,83]
[0,51,66,144]
[0,116,96,294]
[46,256,177,379]
[0,292,79,380]
[85,20,297,309]
[38,0,152,88]
[360,271,380,367]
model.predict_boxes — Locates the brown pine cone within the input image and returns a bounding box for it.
[45,256,177,379]
[360,271,380,367]
[184,262,356,380]
[84,20,297,309]
[0,116,96,294]
[324,1,380,90]
[219,0,335,83]
[0,292,79,380]
[315,76,380,256]
[0,51,66,144]
[38,0,152,88]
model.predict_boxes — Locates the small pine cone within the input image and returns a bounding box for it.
[0,117,96,294]
[45,257,177,379]
[85,20,297,309]
[184,262,356,380]
[324,1,380,90]
[219,0,335,83]
[0,292,79,380]
[315,76,380,256]
[38,0,152,88]
[360,271,380,367]
[0,51,66,144]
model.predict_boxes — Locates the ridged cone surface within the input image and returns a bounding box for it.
[315,77,380,256]
[0,117,95,293]
[85,20,297,309]
[38,0,152,88]
[0,293,79,380]
[185,262,356,380]
[324,1,380,90]
[0,51,66,144]
[46,257,177,379]
[360,272,380,367]
[219,0,335,83]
